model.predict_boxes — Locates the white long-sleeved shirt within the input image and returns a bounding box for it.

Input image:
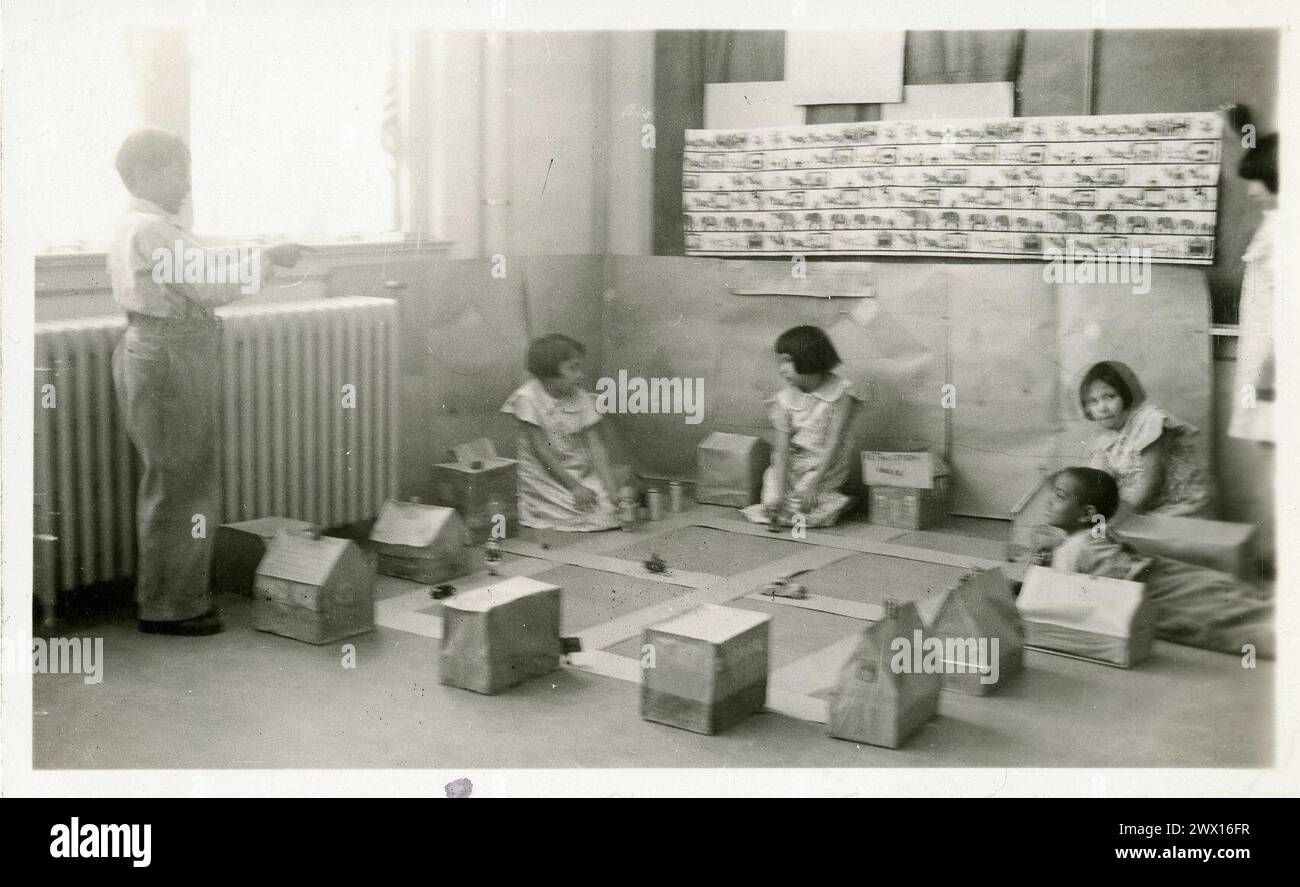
[108,196,270,319]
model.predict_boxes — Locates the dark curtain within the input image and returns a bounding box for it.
[653,31,783,255]
[904,30,1025,84]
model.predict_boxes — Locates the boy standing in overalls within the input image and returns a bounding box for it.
[111,128,303,635]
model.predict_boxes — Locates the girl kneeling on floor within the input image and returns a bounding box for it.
[742,325,861,528]
[501,334,620,532]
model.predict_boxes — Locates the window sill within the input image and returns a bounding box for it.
[35,237,456,297]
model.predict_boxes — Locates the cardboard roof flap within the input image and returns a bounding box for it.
[222,516,317,540]
[451,438,498,462]
[256,534,353,587]
[370,500,465,549]
[699,432,766,452]
[1120,513,1256,546]
[1016,566,1149,639]
[861,451,950,489]
[932,569,1020,636]
[842,600,928,690]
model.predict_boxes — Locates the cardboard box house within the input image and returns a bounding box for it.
[1119,513,1257,580]
[641,604,771,735]
[430,438,518,542]
[253,534,376,645]
[828,599,940,749]
[696,432,770,508]
[1008,476,1256,577]
[369,499,472,585]
[1016,565,1156,668]
[862,452,952,530]
[927,568,1024,695]
[210,517,317,597]
[439,576,563,695]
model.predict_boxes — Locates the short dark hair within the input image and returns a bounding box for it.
[1055,467,1120,520]
[526,334,586,379]
[115,128,189,193]
[1079,361,1135,419]
[775,325,841,375]
[1238,132,1278,195]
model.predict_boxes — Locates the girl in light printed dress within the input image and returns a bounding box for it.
[742,325,861,528]
[501,335,620,532]
[1079,360,1210,520]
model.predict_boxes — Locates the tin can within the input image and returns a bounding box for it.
[667,481,685,513]
[645,488,665,521]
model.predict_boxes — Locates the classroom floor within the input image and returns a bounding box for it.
[32,505,1273,770]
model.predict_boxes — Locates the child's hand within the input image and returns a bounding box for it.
[264,243,314,268]
[571,485,599,511]
[798,489,819,514]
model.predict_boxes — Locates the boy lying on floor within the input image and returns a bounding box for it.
[1034,467,1274,659]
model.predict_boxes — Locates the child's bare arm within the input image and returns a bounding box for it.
[522,423,580,491]
[586,425,618,501]
[767,427,790,509]
[797,396,856,511]
[818,396,857,476]
[1123,435,1168,515]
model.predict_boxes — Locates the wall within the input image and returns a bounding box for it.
[426,30,655,259]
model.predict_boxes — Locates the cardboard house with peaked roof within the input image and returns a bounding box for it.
[369,499,472,585]
[829,599,940,748]
[253,533,375,645]
[927,568,1024,695]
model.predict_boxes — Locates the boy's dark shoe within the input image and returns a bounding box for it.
[138,610,224,636]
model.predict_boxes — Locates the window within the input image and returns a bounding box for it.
[25,17,401,253]
[20,19,138,253]
[189,19,399,242]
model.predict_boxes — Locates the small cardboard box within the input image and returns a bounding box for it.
[829,599,940,749]
[430,438,518,542]
[1016,565,1155,668]
[868,477,951,530]
[927,569,1024,695]
[1119,514,1257,580]
[210,517,317,597]
[641,604,770,735]
[369,500,472,585]
[253,535,376,645]
[439,576,562,695]
[861,451,949,489]
[696,432,770,507]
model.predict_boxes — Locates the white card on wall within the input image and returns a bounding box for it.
[704,81,804,130]
[785,31,905,105]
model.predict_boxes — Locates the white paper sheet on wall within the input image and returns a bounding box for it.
[785,31,905,105]
[879,82,1015,121]
[705,81,804,130]
[683,111,1223,263]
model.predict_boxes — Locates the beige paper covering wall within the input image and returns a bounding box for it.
[600,255,1210,518]
[337,253,1210,519]
[332,255,606,500]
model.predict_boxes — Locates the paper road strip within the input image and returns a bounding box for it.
[745,592,884,622]
[566,650,644,684]
[745,590,948,625]
[691,516,1027,581]
[563,649,832,725]
[497,539,721,589]
[373,556,562,638]
[766,689,829,724]
[770,635,860,697]
[576,545,855,652]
